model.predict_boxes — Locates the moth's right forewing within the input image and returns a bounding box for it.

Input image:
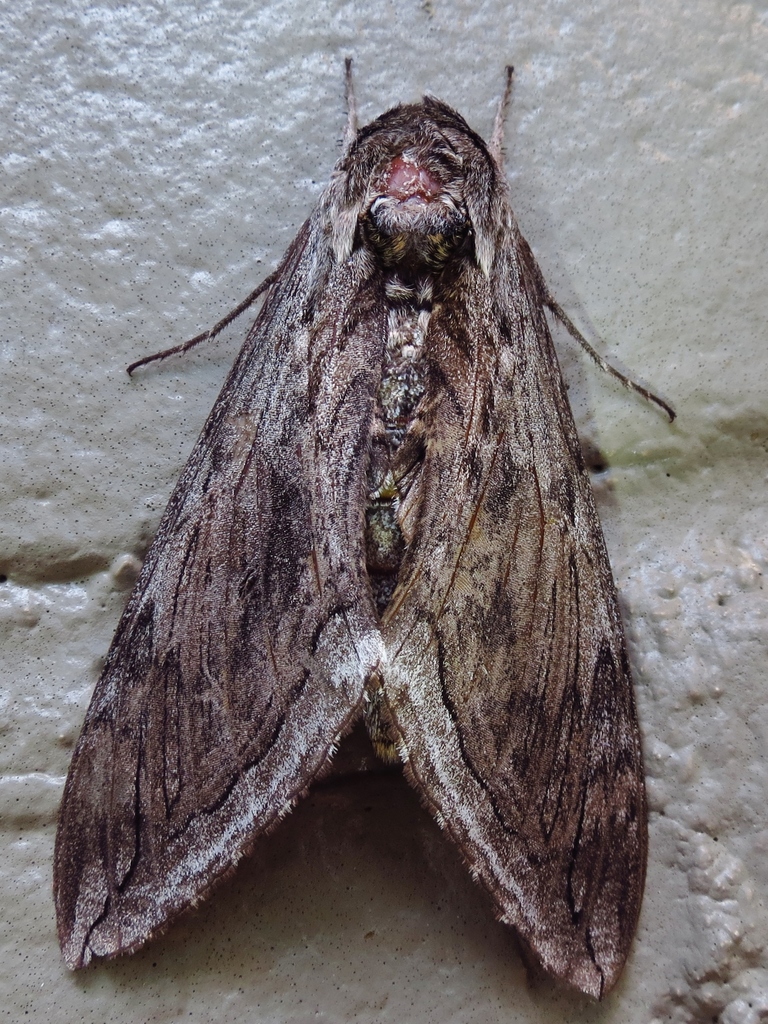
[382,225,647,999]
[54,212,387,969]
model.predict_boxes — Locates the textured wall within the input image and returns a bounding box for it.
[1,0,766,1021]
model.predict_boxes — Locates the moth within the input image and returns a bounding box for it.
[54,63,673,999]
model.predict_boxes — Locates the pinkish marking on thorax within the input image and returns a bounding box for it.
[383,156,442,200]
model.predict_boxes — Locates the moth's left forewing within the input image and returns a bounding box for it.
[54,210,389,968]
[381,208,647,999]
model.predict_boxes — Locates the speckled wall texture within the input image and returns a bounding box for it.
[1,1,766,1021]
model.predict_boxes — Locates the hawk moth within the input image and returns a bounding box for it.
[54,63,673,999]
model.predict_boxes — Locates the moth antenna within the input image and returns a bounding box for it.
[545,294,677,421]
[489,64,514,167]
[342,56,358,151]
[126,270,279,375]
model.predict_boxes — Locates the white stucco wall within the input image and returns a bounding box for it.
[1,1,766,1021]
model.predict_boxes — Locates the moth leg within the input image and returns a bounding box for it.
[364,674,402,765]
[127,269,280,375]
[486,64,674,423]
[342,57,358,151]
[544,294,676,421]
[489,65,514,167]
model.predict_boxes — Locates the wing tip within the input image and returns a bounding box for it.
[59,935,89,972]
[511,924,627,1000]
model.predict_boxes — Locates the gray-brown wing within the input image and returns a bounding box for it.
[381,233,647,999]
[54,215,387,968]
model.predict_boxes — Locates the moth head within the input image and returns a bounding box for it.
[328,99,504,277]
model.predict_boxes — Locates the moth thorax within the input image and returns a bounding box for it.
[364,153,469,273]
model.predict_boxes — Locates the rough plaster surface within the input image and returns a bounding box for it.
[1,0,767,1021]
